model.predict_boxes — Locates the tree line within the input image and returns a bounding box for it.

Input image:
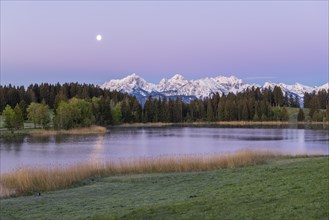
[142,87,292,122]
[1,83,328,132]
[304,90,329,121]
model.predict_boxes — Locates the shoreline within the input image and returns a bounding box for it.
[111,121,329,128]
[1,121,328,137]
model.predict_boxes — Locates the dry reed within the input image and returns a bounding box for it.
[29,126,107,136]
[0,150,279,197]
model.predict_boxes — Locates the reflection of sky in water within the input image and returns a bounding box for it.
[89,135,105,163]
[1,127,328,172]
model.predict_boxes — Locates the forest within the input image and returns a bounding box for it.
[0,83,328,131]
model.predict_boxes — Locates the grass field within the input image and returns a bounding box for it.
[1,157,328,219]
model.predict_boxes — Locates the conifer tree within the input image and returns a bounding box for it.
[207,99,214,122]
[281,107,289,121]
[309,97,320,118]
[273,86,283,106]
[297,108,305,122]
[253,111,259,121]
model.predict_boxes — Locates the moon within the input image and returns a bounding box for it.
[96,35,102,41]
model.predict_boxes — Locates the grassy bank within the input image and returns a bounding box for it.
[0,156,328,219]
[0,150,278,197]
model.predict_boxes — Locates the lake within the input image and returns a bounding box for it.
[1,127,328,173]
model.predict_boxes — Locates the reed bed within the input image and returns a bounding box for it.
[0,150,281,197]
[29,126,107,136]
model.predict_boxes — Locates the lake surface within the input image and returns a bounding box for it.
[1,127,328,173]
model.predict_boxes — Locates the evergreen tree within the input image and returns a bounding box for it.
[280,107,289,121]
[312,111,321,122]
[283,92,289,106]
[253,111,259,121]
[206,99,214,122]
[309,97,320,118]
[273,86,283,106]
[288,94,294,107]
[241,100,249,121]
[294,96,300,108]
[297,108,305,122]
[111,103,122,124]
[131,97,142,122]
[272,106,281,121]
[18,100,28,120]
[217,98,225,121]
[174,98,183,122]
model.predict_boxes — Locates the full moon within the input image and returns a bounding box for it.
[96,35,102,41]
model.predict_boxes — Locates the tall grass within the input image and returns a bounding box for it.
[29,125,107,136]
[0,150,280,197]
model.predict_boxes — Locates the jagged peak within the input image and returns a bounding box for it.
[159,78,167,84]
[101,74,325,105]
[214,75,244,84]
[263,81,277,87]
[170,74,185,81]
[124,73,142,80]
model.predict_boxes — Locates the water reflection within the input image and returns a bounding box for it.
[26,136,50,144]
[296,129,306,154]
[0,127,328,172]
[89,135,105,162]
[0,135,25,152]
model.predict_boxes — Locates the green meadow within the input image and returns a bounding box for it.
[1,156,328,220]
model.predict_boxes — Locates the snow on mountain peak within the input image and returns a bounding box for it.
[170,74,185,81]
[100,73,156,93]
[101,74,325,104]
[263,81,276,88]
[316,83,329,92]
[262,81,315,98]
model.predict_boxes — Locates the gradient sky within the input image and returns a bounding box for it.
[1,1,328,87]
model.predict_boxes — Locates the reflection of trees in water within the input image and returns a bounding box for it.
[0,135,25,152]
[54,134,98,144]
[55,135,70,144]
[297,124,329,130]
[26,136,50,143]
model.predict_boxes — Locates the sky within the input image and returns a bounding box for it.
[1,1,328,87]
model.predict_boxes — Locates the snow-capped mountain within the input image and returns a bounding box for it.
[262,82,315,97]
[100,73,157,95]
[315,83,329,93]
[100,73,328,105]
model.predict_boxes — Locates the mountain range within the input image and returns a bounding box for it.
[101,73,329,106]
